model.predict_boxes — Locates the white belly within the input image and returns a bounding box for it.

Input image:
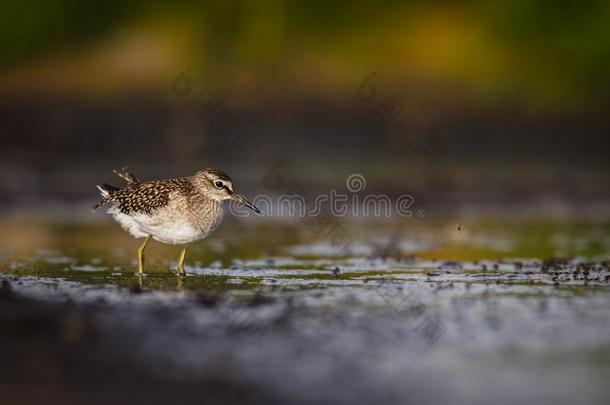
[140,216,204,244]
[108,205,219,245]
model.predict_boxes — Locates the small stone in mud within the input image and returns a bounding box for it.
[129,283,143,294]
[196,292,220,307]
[0,279,13,299]
[438,261,462,270]
[249,292,276,306]
[63,309,88,344]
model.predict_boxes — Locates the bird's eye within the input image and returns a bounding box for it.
[214,180,224,189]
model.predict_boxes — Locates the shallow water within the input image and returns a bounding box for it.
[1,217,609,404]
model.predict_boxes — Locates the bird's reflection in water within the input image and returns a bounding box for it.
[136,273,143,290]
[132,273,187,291]
[176,274,186,291]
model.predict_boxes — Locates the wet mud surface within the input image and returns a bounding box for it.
[1,219,609,404]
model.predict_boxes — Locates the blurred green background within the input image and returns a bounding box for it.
[0,0,608,215]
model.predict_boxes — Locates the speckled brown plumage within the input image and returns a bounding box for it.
[203,168,232,183]
[92,167,232,215]
[104,178,195,215]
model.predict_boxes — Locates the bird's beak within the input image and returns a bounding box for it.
[231,194,261,213]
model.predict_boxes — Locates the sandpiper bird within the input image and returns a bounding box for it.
[92,167,260,275]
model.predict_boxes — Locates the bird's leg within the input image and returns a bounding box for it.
[137,234,152,274]
[177,245,189,276]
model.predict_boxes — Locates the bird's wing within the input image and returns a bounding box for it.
[113,178,193,215]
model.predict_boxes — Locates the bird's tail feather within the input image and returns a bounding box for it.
[113,166,139,185]
[91,183,121,212]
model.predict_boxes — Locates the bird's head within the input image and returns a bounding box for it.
[193,168,260,213]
